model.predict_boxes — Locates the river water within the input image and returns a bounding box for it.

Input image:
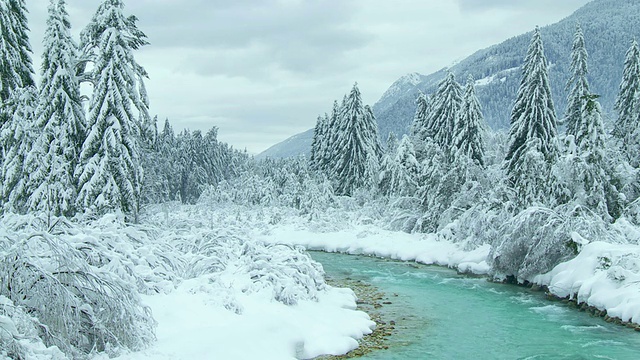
[310,251,640,360]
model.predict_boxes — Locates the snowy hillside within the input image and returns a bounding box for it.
[256,128,314,160]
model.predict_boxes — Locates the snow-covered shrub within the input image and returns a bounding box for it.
[0,295,66,360]
[240,243,326,305]
[0,232,156,357]
[384,196,423,233]
[490,205,611,281]
[490,207,567,281]
[142,205,329,307]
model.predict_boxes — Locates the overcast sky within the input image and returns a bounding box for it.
[26,0,592,154]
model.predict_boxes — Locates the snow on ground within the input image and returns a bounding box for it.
[534,241,640,324]
[257,223,491,275]
[110,281,373,360]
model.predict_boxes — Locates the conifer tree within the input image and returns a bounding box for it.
[331,83,381,196]
[25,0,85,216]
[75,0,148,218]
[453,75,486,166]
[385,131,399,154]
[556,95,614,219]
[0,87,37,213]
[410,91,430,141]
[0,0,35,103]
[0,0,36,212]
[321,100,341,173]
[505,27,559,206]
[428,71,463,153]
[310,114,328,171]
[565,24,590,139]
[378,135,418,197]
[613,40,640,140]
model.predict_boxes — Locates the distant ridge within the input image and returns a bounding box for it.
[255,128,313,160]
[258,0,640,159]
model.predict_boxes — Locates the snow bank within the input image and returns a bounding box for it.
[111,280,373,360]
[534,241,640,324]
[258,224,491,274]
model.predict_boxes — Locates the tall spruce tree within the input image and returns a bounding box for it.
[25,0,85,216]
[505,27,559,206]
[453,75,486,166]
[428,71,463,153]
[310,114,328,171]
[75,0,148,218]
[565,24,590,139]
[0,0,35,103]
[320,100,341,173]
[331,83,381,196]
[410,91,430,141]
[556,95,613,219]
[0,87,37,213]
[613,39,640,159]
[579,96,615,218]
[0,0,36,212]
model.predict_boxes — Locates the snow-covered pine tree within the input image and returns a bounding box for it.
[75,0,148,219]
[378,134,397,196]
[576,97,605,156]
[613,40,640,140]
[0,87,37,213]
[393,135,419,196]
[0,0,35,103]
[612,39,640,168]
[410,91,432,160]
[79,0,150,138]
[554,94,616,221]
[25,0,85,216]
[331,83,381,196]
[410,91,430,141]
[321,100,342,174]
[453,75,486,166]
[380,137,419,197]
[310,114,328,171]
[0,0,36,212]
[385,131,399,154]
[504,27,559,207]
[157,118,179,201]
[578,95,610,215]
[565,23,590,140]
[428,71,463,155]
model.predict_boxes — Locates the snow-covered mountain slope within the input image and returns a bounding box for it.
[256,128,313,160]
[258,0,640,159]
[375,0,640,140]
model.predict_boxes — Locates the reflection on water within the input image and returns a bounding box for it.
[310,251,640,360]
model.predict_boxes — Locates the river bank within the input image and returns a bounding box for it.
[315,276,396,359]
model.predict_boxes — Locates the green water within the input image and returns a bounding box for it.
[310,252,640,360]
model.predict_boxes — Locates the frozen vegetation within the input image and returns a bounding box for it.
[3,0,640,358]
[0,208,376,359]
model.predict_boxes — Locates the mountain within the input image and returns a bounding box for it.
[374,0,640,141]
[255,128,313,160]
[258,0,640,159]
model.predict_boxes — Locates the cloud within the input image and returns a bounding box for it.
[456,0,592,13]
[128,0,373,76]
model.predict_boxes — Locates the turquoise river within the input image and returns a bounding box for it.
[310,251,640,360]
